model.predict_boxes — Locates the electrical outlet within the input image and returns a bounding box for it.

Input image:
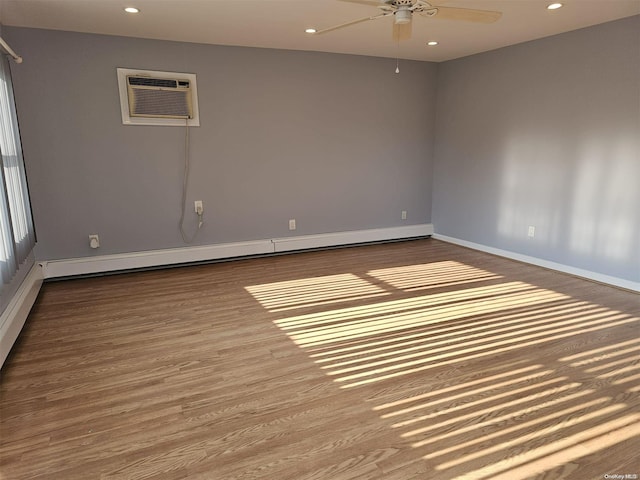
[401,210,407,220]
[89,234,100,249]
[194,200,203,215]
[527,226,535,238]
[289,219,296,231]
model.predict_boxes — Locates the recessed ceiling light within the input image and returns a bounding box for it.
[305,28,317,34]
[547,3,563,10]
[124,7,140,13]
[427,41,439,46]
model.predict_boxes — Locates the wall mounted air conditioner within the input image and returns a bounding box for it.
[117,68,200,126]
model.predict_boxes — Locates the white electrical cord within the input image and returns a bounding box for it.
[178,119,203,243]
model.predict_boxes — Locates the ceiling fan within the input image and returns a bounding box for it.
[311,0,502,41]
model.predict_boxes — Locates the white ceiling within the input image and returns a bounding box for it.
[0,0,638,62]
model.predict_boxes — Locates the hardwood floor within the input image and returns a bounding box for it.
[1,238,638,479]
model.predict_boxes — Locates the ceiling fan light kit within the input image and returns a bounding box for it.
[395,7,412,24]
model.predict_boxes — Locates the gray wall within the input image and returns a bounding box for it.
[5,27,437,260]
[432,16,640,283]
[5,17,639,284]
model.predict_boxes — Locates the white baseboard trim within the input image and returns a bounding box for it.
[272,224,434,253]
[40,224,433,279]
[40,240,275,279]
[1,263,43,369]
[433,234,640,292]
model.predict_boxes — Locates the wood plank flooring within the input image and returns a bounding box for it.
[1,238,639,479]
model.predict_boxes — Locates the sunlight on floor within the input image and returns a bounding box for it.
[402,382,583,435]
[322,307,621,374]
[561,339,640,388]
[245,258,640,479]
[245,273,388,311]
[429,398,617,463]
[377,366,558,417]
[561,338,640,366]
[368,261,502,291]
[449,415,640,480]
[275,281,560,333]
[273,283,634,388]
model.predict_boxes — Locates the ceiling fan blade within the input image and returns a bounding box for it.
[392,21,412,42]
[313,11,392,35]
[338,0,384,7]
[427,6,502,23]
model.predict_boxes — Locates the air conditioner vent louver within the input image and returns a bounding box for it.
[130,88,190,118]
[128,77,182,88]
[117,68,200,126]
[127,75,192,119]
